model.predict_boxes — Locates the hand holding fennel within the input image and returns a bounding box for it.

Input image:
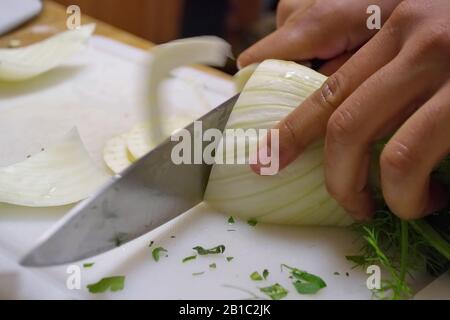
[235,0,450,298]
[239,0,450,222]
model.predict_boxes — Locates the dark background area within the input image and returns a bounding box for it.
[54,0,279,63]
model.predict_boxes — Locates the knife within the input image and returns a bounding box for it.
[21,94,239,267]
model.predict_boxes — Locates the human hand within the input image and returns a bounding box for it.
[251,0,450,221]
[237,0,401,75]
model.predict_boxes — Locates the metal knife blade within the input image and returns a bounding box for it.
[20,94,239,267]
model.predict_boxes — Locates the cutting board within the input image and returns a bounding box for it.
[0,36,433,299]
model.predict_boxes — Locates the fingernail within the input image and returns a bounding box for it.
[250,143,271,175]
[322,83,333,100]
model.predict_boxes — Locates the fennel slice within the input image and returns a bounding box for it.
[103,133,135,174]
[126,122,158,160]
[0,24,95,81]
[0,128,109,207]
[148,36,232,142]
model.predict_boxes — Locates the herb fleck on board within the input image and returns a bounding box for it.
[87,276,125,294]
[193,245,225,255]
[152,247,168,262]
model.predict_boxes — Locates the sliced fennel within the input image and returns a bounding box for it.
[148,36,231,142]
[103,134,134,174]
[126,122,156,160]
[234,63,258,92]
[0,24,95,81]
[0,129,108,207]
[204,60,352,227]
[126,117,197,160]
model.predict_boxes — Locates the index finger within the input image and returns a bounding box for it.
[252,26,399,173]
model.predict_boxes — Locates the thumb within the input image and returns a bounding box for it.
[237,0,380,69]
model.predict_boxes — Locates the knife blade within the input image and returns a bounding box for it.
[20,94,239,267]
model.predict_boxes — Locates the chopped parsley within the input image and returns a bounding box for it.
[251,269,269,281]
[282,264,327,295]
[228,216,235,224]
[260,283,288,300]
[247,218,258,227]
[334,272,340,276]
[193,245,225,255]
[83,262,95,268]
[226,257,234,262]
[209,263,217,269]
[87,276,125,294]
[192,272,205,276]
[182,255,197,263]
[152,247,168,262]
[250,271,263,281]
[293,281,325,294]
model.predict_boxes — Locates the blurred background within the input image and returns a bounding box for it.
[53,0,279,72]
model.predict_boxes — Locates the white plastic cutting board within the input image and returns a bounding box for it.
[0,36,433,299]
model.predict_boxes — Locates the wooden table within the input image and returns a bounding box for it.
[0,0,152,49]
[0,0,230,79]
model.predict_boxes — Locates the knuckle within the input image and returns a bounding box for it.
[277,0,298,17]
[416,22,450,56]
[326,109,358,145]
[418,104,440,136]
[390,0,422,25]
[380,141,416,177]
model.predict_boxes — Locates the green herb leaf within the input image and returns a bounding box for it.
[247,218,258,227]
[292,270,326,288]
[346,255,367,266]
[152,247,168,262]
[226,257,234,262]
[293,281,323,294]
[192,272,205,276]
[182,255,197,263]
[228,216,235,224]
[209,263,217,269]
[333,272,340,276]
[193,245,225,255]
[260,283,288,300]
[281,264,327,295]
[87,276,125,294]
[263,269,269,280]
[83,262,94,268]
[250,271,263,281]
